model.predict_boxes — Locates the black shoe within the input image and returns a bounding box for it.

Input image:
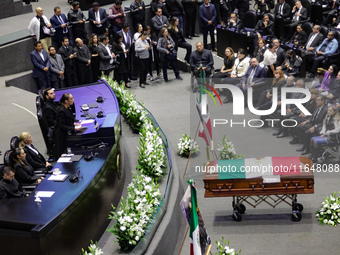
[212,47,217,52]
[187,35,192,39]
[301,149,310,155]
[131,77,138,80]
[164,79,170,83]
[139,84,145,88]
[277,132,288,138]
[145,82,150,85]
[192,34,199,37]
[289,138,299,144]
[176,76,183,80]
[273,130,282,136]
[296,146,305,152]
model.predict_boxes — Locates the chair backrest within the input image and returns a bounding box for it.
[3,150,14,168]
[301,0,311,17]
[0,164,4,180]
[320,26,328,37]
[10,136,20,151]
[266,12,275,22]
[302,22,313,37]
[243,11,257,29]
[285,0,295,10]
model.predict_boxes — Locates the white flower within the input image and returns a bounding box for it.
[135,236,140,241]
[323,219,328,224]
[330,203,340,210]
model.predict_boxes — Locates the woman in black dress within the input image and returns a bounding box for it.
[212,47,235,79]
[287,24,307,47]
[168,17,192,63]
[54,93,82,159]
[88,34,100,82]
[11,148,43,185]
[112,33,131,88]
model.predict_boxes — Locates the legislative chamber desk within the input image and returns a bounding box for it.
[203,157,314,221]
[0,81,123,255]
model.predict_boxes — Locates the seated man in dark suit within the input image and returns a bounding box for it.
[237,58,266,95]
[151,8,169,39]
[88,2,108,36]
[254,13,274,40]
[0,166,28,199]
[285,1,308,40]
[226,12,244,31]
[326,70,340,104]
[302,25,324,56]
[293,95,328,155]
[190,41,214,78]
[272,38,287,67]
[31,41,51,89]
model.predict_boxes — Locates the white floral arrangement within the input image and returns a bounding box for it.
[107,173,162,250]
[177,134,199,156]
[106,77,147,131]
[217,136,244,160]
[316,192,340,227]
[216,236,241,255]
[81,241,103,255]
[137,119,166,181]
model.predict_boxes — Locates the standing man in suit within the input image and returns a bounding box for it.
[48,46,65,89]
[118,23,134,81]
[88,2,108,36]
[28,7,52,51]
[50,6,71,50]
[303,25,325,56]
[151,8,169,39]
[166,0,185,31]
[130,0,146,31]
[44,88,58,157]
[199,0,217,51]
[285,1,308,40]
[237,58,266,95]
[57,37,78,87]
[97,35,116,76]
[31,41,51,89]
[274,0,291,39]
[182,0,198,39]
[74,38,92,85]
[108,0,126,35]
[68,1,88,45]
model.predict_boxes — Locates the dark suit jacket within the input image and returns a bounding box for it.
[55,104,76,159]
[305,32,324,49]
[50,13,70,41]
[289,31,307,46]
[57,46,76,75]
[241,65,266,85]
[23,144,47,170]
[254,20,274,37]
[31,49,50,78]
[14,160,39,185]
[227,18,244,30]
[199,3,217,27]
[74,45,91,69]
[44,99,57,127]
[291,6,308,22]
[275,47,286,67]
[274,2,291,19]
[307,104,328,128]
[97,43,112,71]
[189,49,214,70]
[151,15,169,38]
[88,7,108,29]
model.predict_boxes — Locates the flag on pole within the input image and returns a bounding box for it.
[197,66,213,146]
[188,178,201,255]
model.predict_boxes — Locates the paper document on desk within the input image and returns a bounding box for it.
[79,119,95,124]
[48,174,69,181]
[57,157,72,163]
[35,191,55,197]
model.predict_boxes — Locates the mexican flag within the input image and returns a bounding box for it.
[188,179,202,255]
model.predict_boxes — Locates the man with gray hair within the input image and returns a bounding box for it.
[284,1,308,40]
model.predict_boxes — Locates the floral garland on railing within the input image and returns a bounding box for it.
[107,174,162,250]
[137,119,166,182]
[104,77,167,250]
[316,192,340,227]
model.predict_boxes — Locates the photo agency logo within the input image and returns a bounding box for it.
[209,82,313,128]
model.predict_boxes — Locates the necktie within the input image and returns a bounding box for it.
[247,68,256,85]
[312,108,320,122]
[279,4,283,15]
[206,6,211,20]
[159,16,163,25]
[306,34,316,49]
[57,15,68,33]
